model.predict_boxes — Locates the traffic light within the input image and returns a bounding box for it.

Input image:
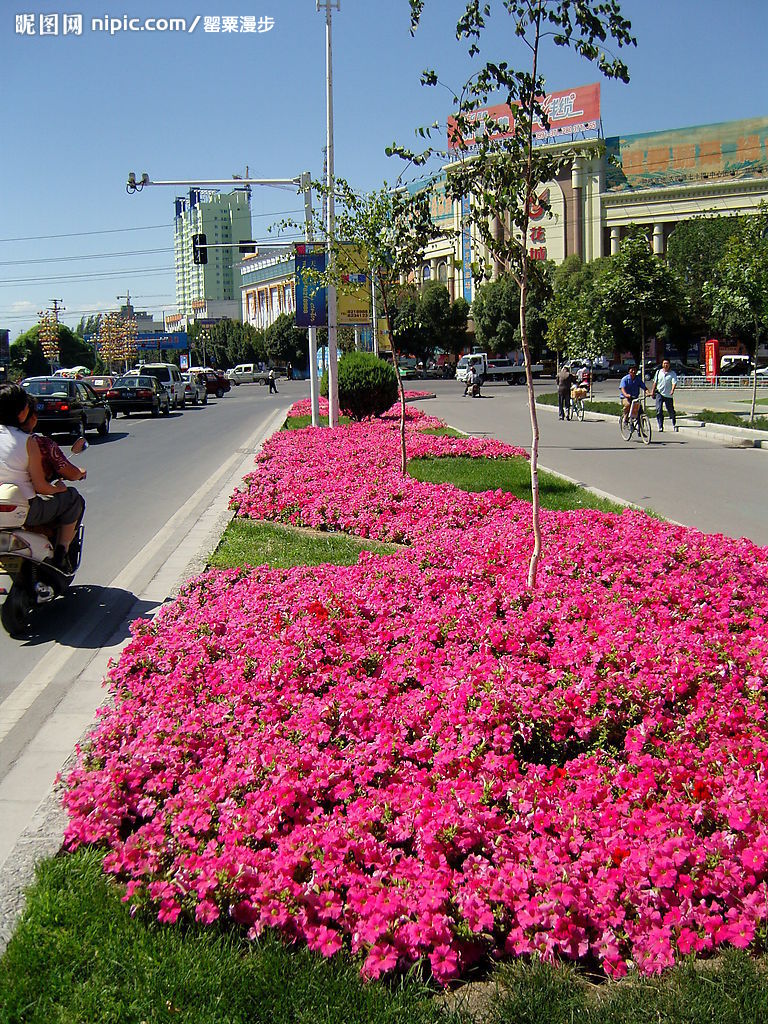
[239,240,258,255]
[192,233,208,265]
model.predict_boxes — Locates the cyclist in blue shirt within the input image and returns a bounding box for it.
[619,366,647,427]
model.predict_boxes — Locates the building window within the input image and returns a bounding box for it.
[438,262,448,282]
[422,265,431,283]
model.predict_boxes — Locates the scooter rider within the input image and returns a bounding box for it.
[0,384,85,573]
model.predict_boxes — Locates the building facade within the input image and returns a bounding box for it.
[418,110,768,304]
[240,247,296,330]
[174,189,252,319]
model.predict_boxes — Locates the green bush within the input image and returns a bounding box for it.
[320,351,399,421]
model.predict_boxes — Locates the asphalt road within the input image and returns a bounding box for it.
[0,381,294,779]
[413,378,768,546]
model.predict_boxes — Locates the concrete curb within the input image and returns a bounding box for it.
[0,404,289,955]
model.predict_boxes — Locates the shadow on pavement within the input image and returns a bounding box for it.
[16,586,158,649]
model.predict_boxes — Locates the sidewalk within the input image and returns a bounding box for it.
[0,404,289,953]
[415,382,768,547]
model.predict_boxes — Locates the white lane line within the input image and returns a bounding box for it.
[0,406,285,745]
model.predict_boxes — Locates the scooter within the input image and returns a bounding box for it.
[0,485,84,638]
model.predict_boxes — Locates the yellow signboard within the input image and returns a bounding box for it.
[377,317,392,353]
[337,245,371,327]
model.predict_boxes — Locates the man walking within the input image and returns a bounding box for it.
[557,363,574,420]
[268,368,278,394]
[651,358,678,432]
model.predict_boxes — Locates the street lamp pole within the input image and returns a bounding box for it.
[318,0,340,428]
[301,171,321,427]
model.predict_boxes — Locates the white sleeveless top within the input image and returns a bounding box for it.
[0,426,34,499]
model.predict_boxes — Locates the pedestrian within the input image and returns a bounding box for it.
[268,368,278,394]
[557,363,574,420]
[650,358,678,431]
[286,361,292,380]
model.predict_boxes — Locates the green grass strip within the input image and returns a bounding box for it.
[0,850,458,1024]
[476,955,768,1024]
[692,408,768,431]
[536,392,626,417]
[284,414,351,430]
[209,519,398,570]
[408,455,625,514]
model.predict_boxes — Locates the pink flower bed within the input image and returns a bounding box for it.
[233,408,529,543]
[63,412,768,985]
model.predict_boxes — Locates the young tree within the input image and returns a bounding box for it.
[597,228,680,371]
[403,0,635,589]
[704,205,768,423]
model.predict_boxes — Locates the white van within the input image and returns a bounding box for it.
[127,362,185,409]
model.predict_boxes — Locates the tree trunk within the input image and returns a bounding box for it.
[380,283,407,475]
[750,323,760,424]
[522,3,543,593]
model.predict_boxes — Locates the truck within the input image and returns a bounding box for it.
[455,352,543,386]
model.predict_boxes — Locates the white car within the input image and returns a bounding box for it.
[126,363,186,409]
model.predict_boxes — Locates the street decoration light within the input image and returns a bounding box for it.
[37,309,60,365]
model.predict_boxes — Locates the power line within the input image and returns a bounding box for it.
[0,267,174,287]
[0,247,174,267]
[0,209,303,244]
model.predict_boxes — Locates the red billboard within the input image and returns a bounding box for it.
[448,82,600,151]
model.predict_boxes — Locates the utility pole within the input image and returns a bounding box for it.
[301,170,321,427]
[318,0,340,428]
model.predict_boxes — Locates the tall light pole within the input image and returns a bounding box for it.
[318,0,340,428]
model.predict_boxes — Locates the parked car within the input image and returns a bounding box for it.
[84,374,114,396]
[22,376,111,437]
[563,358,609,383]
[107,375,171,418]
[719,357,754,378]
[126,362,186,409]
[182,371,208,406]
[397,357,421,379]
[188,366,230,397]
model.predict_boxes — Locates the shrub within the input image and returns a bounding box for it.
[320,352,399,421]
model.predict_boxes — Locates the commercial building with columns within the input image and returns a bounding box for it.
[416,101,768,303]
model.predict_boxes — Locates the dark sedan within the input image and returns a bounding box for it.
[22,376,111,437]
[203,370,231,398]
[106,375,171,418]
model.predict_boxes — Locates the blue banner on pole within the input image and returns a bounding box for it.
[461,196,473,303]
[295,244,327,327]
[136,331,189,351]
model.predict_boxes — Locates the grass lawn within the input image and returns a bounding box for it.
[284,413,351,429]
[408,455,626,514]
[4,853,766,1024]
[692,408,768,431]
[209,519,398,569]
[0,851,458,1024]
[536,392,624,417]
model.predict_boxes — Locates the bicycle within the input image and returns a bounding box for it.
[570,385,587,421]
[619,397,652,444]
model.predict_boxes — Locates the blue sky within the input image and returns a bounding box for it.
[2,0,767,339]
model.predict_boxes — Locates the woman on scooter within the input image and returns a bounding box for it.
[0,383,85,574]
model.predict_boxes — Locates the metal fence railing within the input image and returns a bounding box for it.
[676,375,768,389]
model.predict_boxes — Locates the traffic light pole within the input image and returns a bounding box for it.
[128,171,330,427]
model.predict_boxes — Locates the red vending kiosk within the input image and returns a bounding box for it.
[704,339,720,382]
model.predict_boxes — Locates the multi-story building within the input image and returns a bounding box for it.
[415,92,768,305]
[240,247,296,330]
[174,188,252,320]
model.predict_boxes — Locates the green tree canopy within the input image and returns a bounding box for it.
[265,313,308,368]
[546,255,612,363]
[10,324,95,380]
[597,228,680,365]
[704,205,768,422]
[667,215,740,350]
